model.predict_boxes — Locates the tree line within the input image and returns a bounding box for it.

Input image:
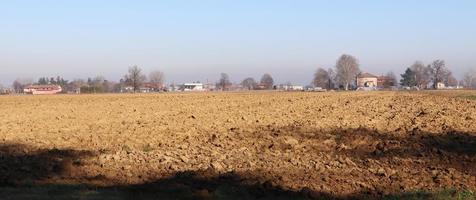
[312,54,473,90]
[312,54,396,90]
[220,73,274,91]
[9,66,166,94]
[4,54,476,94]
[400,60,457,89]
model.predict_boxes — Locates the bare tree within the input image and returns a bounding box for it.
[260,73,274,90]
[313,68,330,89]
[12,80,23,93]
[149,70,165,91]
[463,69,476,88]
[428,60,449,89]
[68,79,86,93]
[384,71,397,87]
[92,76,106,93]
[124,65,146,92]
[241,77,257,90]
[335,54,360,90]
[409,61,431,89]
[327,68,336,89]
[12,78,33,93]
[444,71,458,87]
[217,73,232,91]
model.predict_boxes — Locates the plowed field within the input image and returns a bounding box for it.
[0,91,475,199]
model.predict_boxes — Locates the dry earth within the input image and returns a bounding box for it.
[0,91,475,199]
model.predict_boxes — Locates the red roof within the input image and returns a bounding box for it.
[357,73,378,78]
[25,85,61,91]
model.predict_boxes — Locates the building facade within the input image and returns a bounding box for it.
[181,83,205,91]
[24,85,62,95]
[357,73,378,87]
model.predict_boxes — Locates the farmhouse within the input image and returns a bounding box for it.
[356,73,378,87]
[24,85,62,95]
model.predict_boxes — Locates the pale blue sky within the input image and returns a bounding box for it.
[1,0,476,85]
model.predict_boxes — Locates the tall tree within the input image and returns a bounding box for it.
[327,68,336,89]
[260,73,274,89]
[70,79,86,93]
[12,78,32,93]
[217,73,232,91]
[149,70,166,90]
[428,60,449,89]
[38,77,48,84]
[50,77,56,85]
[409,61,431,89]
[444,71,458,87]
[124,65,146,92]
[335,54,360,90]
[0,83,4,93]
[313,68,331,89]
[400,68,416,87]
[12,80,23,93]
[384,71,397,87]
[463,69,476,88]
[241,77,257,90]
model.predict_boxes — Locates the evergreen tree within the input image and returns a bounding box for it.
[400,68,416,87]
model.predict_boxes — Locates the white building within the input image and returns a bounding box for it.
[181,83,205,91]
[437,82,446,89]
[288,85,304,91]
[277,84,304,91]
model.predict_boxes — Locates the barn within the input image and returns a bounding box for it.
[23,85,62,95]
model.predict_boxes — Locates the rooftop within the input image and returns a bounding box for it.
[357,73,378,78]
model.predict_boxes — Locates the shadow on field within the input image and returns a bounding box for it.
[0,143,95,186]
[0,169,472,200]
[112,170,329,200]
[261,124,476,175]
[332,128,476,175]
[0,143,336,199]
[0,126,475,200]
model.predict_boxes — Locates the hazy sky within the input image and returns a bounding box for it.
[1,0,476,86]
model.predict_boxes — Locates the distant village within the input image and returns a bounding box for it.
[1,54,475,95]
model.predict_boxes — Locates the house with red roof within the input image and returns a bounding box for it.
[356,73,378,87]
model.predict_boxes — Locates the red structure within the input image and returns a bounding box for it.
[377,76,395,88]
[24,85,62,95]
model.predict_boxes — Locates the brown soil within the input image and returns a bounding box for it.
[0,91,475,199]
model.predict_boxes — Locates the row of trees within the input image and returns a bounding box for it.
[313,54,366,90]
[312,54,397,90]
[240,74,274,90]
[122,65,165,92]
[6,58,476,93]
[312,54,472,90]
[69,68,163,94]
[8,65,277,94]
[400,60,457,89]
[217,73,274,91]
[9,66,166,94]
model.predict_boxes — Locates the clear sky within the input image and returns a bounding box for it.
[1,0,476,86]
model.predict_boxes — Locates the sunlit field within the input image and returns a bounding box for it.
[0,91,475,199]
